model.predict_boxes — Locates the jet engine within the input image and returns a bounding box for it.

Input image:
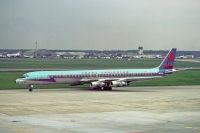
[90,81,105,88]
[111,81,128,87]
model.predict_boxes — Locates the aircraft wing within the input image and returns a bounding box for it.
[80,76,162,84]
[80,78,118,83]
[115,76,162,83]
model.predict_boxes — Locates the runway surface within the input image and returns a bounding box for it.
[0,86,200,133]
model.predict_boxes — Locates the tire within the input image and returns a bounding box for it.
[103,87,112,91]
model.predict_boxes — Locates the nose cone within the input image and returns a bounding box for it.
[15,79,24,84]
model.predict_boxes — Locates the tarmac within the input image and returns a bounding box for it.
[0,86,200,133]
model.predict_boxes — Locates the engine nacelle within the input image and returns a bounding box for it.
[111,81,128,87]
[90,81,105,88]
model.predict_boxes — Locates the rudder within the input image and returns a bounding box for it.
[158,48,176,70]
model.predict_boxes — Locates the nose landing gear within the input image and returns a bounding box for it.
[28,85,34,92]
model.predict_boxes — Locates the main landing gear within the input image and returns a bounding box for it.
[28,85,34,92]
[93,86,112,91]
[103,86,112,91]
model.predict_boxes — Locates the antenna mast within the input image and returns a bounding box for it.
[34,40,38,58]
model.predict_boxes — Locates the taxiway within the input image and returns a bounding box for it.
[0,86,200,133]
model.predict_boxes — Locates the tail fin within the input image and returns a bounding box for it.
[158,48,176,70]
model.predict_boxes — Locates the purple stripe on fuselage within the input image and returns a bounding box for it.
[29,78,56,82]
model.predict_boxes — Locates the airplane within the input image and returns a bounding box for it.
[7,52,21,58]
[16,48,177,92]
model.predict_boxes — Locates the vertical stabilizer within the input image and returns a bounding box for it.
[158,48,176,70]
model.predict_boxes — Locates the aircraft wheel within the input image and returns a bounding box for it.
[93,87,103,91]
[103,87,112,91]
[28,85,33,92]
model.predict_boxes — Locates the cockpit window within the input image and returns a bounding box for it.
[20,74,28,78]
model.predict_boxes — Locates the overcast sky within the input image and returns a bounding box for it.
[0,0,200,50]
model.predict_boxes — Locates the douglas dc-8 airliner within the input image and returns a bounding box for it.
[16,48,177,91]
